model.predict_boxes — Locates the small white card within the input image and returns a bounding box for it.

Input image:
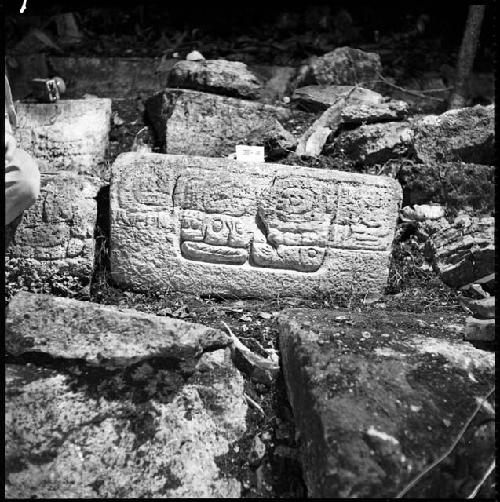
[235,145,265,163]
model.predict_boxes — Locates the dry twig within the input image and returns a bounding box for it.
[467,458,495,498]
[376,73,451,102]
[396,386,495,498]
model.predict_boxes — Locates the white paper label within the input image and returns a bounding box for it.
[235,145,265,163]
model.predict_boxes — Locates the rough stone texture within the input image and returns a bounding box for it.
[47,56,175,98]
[15,98,111,179]
[425,216,494,289]
[296,47,382,89]
[145,89,295,157]
[278,308,495,498]
[464,317,495,342]
[5,347,247,497]
[340,100,409,125]
[6,292,230,367]
[397,162,495,211]
[296,87,384,157]
[110,152,402,298]
[292,85,383,112]
[462,297,495,320]
[5,172,100,279]
[411,105,495,165]
[167,59,263,99]
[328,121,414,165]
[249,65,296,103]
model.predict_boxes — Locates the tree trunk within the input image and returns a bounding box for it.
[448,5,486,109]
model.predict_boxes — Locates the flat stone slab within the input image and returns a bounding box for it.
[278,308,495,498]
[145,89,295,157]
[110,152,401,297]
[6,292,230,367]
[167,59,263,99]
[6,172,100,281]
[5,347,247,497]
[464,317,495,342]
[15,98,111,179]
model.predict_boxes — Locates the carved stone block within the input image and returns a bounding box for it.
[6,172,101,281]
[110,153,401,298]
[15,98,111,179]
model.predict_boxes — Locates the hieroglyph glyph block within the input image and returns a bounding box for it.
[15,98,111,178]
[110,153,402,297]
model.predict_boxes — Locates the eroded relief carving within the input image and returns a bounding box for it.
[176,176,334,272]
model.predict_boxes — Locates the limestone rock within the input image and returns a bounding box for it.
[462,297,495,320]
[6,291,230,366]
[397,162,495,211]
[411,105,495,165]
[292,85,383,113]
[145,89,295,158]
[329,121,414,165]
[5,348,247,497]
[110,152,402,298]
[278,308,495,498]
[5,172,100,281]
[426,216,494,289]
[464,317,495,342]
[340,100,409,125]
[296,47,382,89]
[296,87,384,157]
[15,98,111,179]
[167,59,263,99]
[250,65,296,103]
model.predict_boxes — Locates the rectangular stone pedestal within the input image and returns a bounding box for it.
[110,153,402,298]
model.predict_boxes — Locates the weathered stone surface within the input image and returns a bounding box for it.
[5,348,247,497]
[278,308,495,498]
[15,98,111,179]
[340,100,409,125]
[110,152,402,298]
[5,172,100,280]
[464,317,495,342]
[411,105,495,164]
[296,47,382,89]
[6,292,230,366]
[292,85,383,112]
[426,216,494,289]
[397,162,495,211]
[328,121,414,164]
[462,297,495,320]
[249,65,296,103]
[296,87,384,157]
[145,89,295,157]
[167,59,263,99]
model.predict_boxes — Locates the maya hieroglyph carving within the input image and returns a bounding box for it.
[110,153,402,296]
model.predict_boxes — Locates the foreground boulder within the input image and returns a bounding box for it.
[145,89,295,158]
[6,292,230,367]
[15,98,111,179]
[278,308,495,498]
[5,292,247,498]
[296,47,382,89]
[5,173,100,284]
[425,216,494,289]
[110,152,401,298]
[167,59,263,99]
[411,105,494,165]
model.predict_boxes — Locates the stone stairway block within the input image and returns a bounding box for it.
[110,152,402,298]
